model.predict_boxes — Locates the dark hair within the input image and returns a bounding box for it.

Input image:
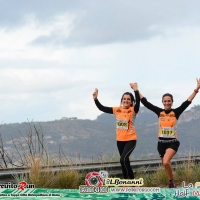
[120,92,135,106]
[162,93,174,102]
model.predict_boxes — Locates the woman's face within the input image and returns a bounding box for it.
[122,94,132,108]
[162,96,173,110]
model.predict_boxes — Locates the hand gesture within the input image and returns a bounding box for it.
[130,82,138,91]
[196,78,200,90]
[93,88,98,100]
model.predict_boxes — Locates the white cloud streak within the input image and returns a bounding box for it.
[0,1,200,123]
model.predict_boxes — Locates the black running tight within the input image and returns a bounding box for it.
[117,140,136,179]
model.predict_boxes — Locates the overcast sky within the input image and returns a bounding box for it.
[0,0,200,124]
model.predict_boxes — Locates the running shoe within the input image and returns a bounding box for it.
[169,182,177,188]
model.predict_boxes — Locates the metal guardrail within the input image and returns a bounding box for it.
[0,156,199,183]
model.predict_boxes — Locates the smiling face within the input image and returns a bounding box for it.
[162,96,173,110]
[121,94,132,109]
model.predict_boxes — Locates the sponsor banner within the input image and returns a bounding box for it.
[1,177,200,199]
[1,188,200,199]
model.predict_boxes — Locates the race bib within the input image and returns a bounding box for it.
[116,120,128,130]
[160,127,175,137]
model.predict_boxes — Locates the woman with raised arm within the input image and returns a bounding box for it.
[132,78,200,188]
[93,83,140,179]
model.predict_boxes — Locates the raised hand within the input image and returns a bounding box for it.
[130,82,138,91]
[93,88,98,100]
[196,78,200,90]
[188,78,200,101]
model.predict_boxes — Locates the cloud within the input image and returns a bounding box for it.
[0,0,83,27]
[29,0,200,47]
[0,67,106,123]
[0,0,200,124]
[0,68,104,95]
[1,1,200,47]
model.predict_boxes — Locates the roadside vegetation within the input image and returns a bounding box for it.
[135,156,200,188]
[11,155,200,189]
[0,121,200,188]
[0,121,83,188]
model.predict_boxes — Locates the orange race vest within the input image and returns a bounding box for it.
[158,111,178,138]
[113,106,137,141]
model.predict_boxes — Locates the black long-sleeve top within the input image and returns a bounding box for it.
[94,91,140,141]
[141,97,191,139]
[94,91,140,114]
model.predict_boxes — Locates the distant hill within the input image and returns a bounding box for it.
[1,105,200,163]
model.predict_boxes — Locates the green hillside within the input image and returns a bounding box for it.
[0,105,200,165]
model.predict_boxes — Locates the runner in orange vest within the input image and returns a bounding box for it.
[133,78,200,188]
[93,83,140,179]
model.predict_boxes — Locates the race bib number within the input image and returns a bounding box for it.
[116,120,128,130]
[160,127,175,137]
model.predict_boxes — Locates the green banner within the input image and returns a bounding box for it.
[1,188,200,199]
